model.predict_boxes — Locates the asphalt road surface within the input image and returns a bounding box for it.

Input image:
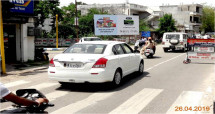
[1,45,215,114]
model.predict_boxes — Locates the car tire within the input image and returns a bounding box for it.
[59,82,70,87]
[163,48,168,52]
[112,70,122,87]
[138,62,144,75]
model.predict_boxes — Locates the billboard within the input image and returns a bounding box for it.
[10,0,34,14]
[141,31,151,37]
[94,15,139,35]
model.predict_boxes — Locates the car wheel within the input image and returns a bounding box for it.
[163,48,168,52]
[112,70,122,87]
[59,82,69,86]
[138,62,144,74]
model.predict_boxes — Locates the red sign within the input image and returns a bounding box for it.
[188,39,215,44]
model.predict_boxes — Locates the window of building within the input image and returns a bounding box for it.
[196,7,200,13]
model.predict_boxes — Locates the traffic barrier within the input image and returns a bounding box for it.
[183,39,215,64]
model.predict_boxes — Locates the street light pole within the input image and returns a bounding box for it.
[56,14,58,48]
[75,0,79,40]
[0,0,6,74]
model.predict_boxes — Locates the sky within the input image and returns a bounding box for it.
[59,0,215,7]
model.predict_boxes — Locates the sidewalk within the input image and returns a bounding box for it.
[1,61,49,77]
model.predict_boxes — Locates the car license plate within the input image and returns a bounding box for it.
[64,63,83,68]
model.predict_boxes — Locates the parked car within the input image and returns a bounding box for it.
[162,32,188,52]
[78,37,102,43]
[48,41,144,87]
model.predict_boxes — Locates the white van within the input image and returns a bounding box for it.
[162,32,188,52]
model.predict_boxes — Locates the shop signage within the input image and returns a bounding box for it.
[10,0,34,14]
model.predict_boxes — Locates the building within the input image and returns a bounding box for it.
[77,3,203,34]
[160,4,203,33]
[2,0,38,63]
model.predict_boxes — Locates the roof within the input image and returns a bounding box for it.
[81,37,100,39]
[77,41,124,45]
[164,32,187,34]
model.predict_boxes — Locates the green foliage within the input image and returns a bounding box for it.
[139,19,150,32]
[34,0,63,28]
[157,14,177,36]
[79,8,108,37]
[201,5,215,32]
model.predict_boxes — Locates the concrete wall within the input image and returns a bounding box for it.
[20,20,35,62]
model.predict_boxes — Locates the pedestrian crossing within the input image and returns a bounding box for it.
[1,80,213,114]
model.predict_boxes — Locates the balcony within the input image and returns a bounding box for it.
[190,12,202,16]
[190,21,202,26]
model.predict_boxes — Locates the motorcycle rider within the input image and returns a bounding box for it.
[0,82,49,107]
[140,37,156,55]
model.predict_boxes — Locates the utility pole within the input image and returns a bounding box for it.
[56,14,58,48]
[0,0,6,74]
[75,0,79,40]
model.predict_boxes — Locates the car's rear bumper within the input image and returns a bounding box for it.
[163,45,185,50]
[48,67,114,83]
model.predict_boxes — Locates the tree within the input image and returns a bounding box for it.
[79,8,108,37]
[139,19,150,32]
[34,0,63,28]
[201,6,215,32]
[157,14,177,36]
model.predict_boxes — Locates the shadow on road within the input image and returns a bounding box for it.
[144,56,162,59]
[55,72,150,93]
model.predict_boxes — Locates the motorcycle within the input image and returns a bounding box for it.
[144,48,154,58]
[0,89,54,114]
[35,48,49,61]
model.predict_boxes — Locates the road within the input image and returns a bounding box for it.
[1,45,215,114]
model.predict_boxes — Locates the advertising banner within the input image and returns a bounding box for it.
[188,52,215,60]
[188,39,215,47]
[194,47,214,53]
[141,31,151,37]
[10,0,34,14]
[94,15,139,35]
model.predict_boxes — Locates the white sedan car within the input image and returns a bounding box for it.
[48,41,144,86]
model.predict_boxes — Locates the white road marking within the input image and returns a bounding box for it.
[51,92,114,114]
[4,80,30,88]
[145,53,185,71]
[46,91,68,101]
[27,82,58,90]
[109,88,163,114]
[166,91,204,114]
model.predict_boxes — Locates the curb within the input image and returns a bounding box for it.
[5,66,48,76]
[43,48,67,51]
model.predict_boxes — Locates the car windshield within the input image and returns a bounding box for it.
[84,38,101,41]
[166,34,180,39]
[64,44,106,54]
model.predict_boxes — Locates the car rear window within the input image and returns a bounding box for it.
[64,44,106,54]
[166,34,180,39]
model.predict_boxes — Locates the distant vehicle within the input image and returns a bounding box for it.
[206,32,215,36]
[48,41,144,87]
[144,48,154,58]
[162,32,188,52]
[195,34,202,39]
[79,37,102,43]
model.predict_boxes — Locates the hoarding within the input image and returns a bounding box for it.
[10,0,34,14]
[141,31,151,37]
[188,52,215,60]
[188,39,215,47]
[94,15,139,35]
